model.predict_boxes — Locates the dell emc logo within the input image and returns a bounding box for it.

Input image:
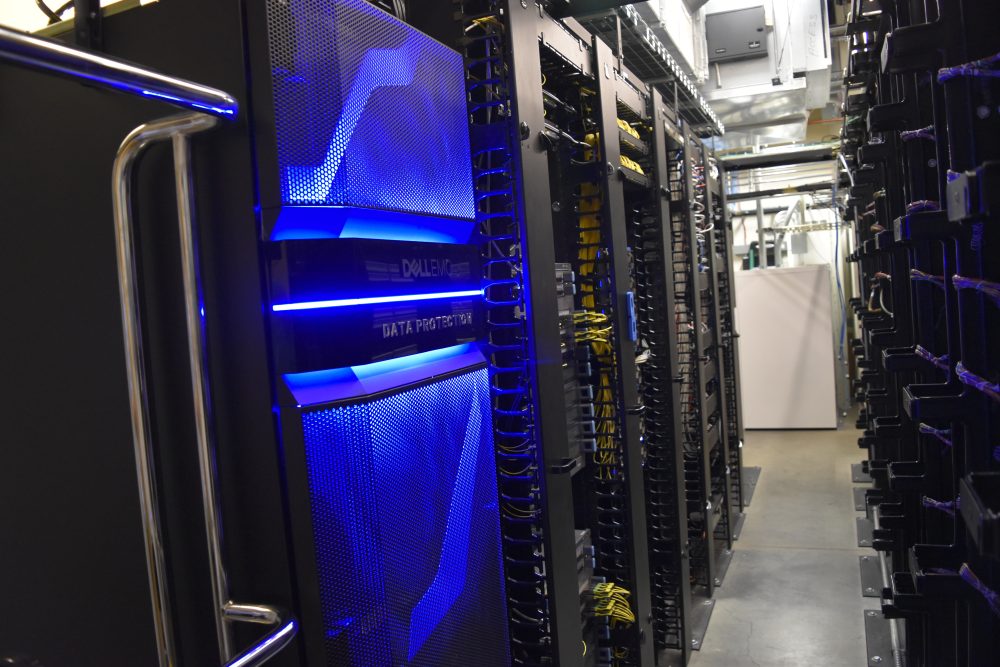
[402,258,455,279]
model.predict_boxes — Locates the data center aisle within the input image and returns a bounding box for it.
[690,421,875,667]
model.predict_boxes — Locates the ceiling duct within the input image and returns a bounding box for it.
[701,0,832,149]
[682,0,712,12]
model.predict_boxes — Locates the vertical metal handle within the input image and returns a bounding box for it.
[112,114,207,667]
[112,113,297,667]
[171,121,235,662]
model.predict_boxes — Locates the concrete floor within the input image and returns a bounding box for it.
[689,422,877,667]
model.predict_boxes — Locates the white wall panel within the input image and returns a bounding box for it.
[735,264,838,428]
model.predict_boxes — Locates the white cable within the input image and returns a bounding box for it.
[878,285,894,317]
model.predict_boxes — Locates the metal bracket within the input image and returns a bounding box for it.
[73,0,102,50]
[859,555,882,597]
[864,610,893,666]
[547,0,641,19]
[852,461,873,483]
[854,486,869,511]
[688,595,716,650]
[857,516,874,548]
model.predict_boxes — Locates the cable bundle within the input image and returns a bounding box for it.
[937,50,1000,83]
[953,274,1000,307]
[921,495,959,517]
[955,361,1000,404]
[575,136,622,483]
[918,422,954,448]
[587,582,636,628]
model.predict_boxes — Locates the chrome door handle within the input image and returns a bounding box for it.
[0,23,295,667]
[113,114,297,667]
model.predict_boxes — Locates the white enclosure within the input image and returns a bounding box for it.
[735,264,838,428]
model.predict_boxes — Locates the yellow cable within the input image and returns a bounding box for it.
[616,118,641,139]
[620,154,645,174]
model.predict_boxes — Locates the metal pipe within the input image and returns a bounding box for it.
[728,180,836,201]
[0,23,237,118]
[731,203,834,218]
[173,122,301,667]
[224,604,284,626]
[733,206,787,217]
[172,121,234,661]
[756,199,765,269]
[222,606,298,667]
[723,145,838,171]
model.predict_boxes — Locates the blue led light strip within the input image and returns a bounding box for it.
[272,289,483,312]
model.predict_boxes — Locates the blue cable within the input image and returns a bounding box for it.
[834,207,846,363]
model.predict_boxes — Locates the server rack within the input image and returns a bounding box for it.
[457,3,741,664]
[710,172,745,518]
[3,2,519,665]
[701,149,736,559]
[503,7,658,664]
[669,128,734,601]
[588,35,656,667]
[842,0,1000,663]
[640,93,695,666]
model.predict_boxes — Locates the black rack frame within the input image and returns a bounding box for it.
[574,9,723,137]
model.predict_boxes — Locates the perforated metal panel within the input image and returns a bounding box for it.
[301,367,510,666]
[265,0,476,221]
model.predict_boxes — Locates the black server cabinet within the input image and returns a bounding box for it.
[844,0,1000,664]
[1,2,508,666]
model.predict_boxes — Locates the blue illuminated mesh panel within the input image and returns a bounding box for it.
[302,367,510,666]
[265,0,476,219]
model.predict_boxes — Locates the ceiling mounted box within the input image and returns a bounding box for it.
[706,6,768,63]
